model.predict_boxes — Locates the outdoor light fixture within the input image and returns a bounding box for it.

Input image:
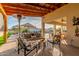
[17,14,22,39]
[11,14,22,38]
[12,14,26,37]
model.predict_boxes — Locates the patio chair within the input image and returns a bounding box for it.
[17,37,39,56]
[33,32,40,37]
[23,33,31,39]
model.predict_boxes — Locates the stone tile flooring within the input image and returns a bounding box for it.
[61,44,79,56]
[0,39,79,56]
[0,40,54,56]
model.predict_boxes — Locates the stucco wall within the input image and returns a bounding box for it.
[44,3,79,47]
[44,4,79,21]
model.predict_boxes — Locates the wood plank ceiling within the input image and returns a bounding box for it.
[1,3,67,17]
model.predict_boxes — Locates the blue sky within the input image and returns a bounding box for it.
[8,16,54,29]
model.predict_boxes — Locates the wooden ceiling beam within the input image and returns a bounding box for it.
[6,10,43,16]
[26,3,67,12]
[29,3,54,11]
[6,10,43,15]
[3,7,46,15]
[7,12,42,17]
[23,3,50,12]
[1,3,67,17]
[2,3,49,13]
[22,13,42,17]
[2,4,46,14]
[48,3,67,8]
[39,3,56,10]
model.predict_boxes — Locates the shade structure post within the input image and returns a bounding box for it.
[17,14,22,54]
[41,17,45,38]
[17,14,22,38]
[0,4,8,43]
[53,24,56,35]
[41,17,46,56]
[61,25,63,33]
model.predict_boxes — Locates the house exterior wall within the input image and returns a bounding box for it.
[44,3,79,47]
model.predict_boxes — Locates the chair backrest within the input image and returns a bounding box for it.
[17,37,26,49]
[24,33,31,39]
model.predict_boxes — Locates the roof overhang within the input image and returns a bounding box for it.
[1,3,67,17]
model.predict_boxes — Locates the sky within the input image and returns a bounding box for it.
[8,16,54,29]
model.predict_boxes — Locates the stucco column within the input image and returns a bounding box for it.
[53,24,56,35]
[41,17,45,38]
[61,25,63,33]
[66,16,74,45]
[0,4,7,43]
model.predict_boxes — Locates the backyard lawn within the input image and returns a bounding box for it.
[0,32,13,46]
[0,36,4,46]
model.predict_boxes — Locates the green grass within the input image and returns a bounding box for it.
[0,32,13,46]
[0,36,4,46]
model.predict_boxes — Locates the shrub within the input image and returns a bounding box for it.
[22,29,28,33]
[7,32,13,38]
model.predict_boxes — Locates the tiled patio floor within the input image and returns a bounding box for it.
[61,44,79,56]
[0,39,79,56]
[0,40,53,56]
[60,40,79,56]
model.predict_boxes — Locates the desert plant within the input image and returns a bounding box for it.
[22,29,28,33]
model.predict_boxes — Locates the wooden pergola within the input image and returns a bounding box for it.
[0,3,67,43]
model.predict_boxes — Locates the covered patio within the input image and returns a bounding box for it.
[0,3,79,56]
